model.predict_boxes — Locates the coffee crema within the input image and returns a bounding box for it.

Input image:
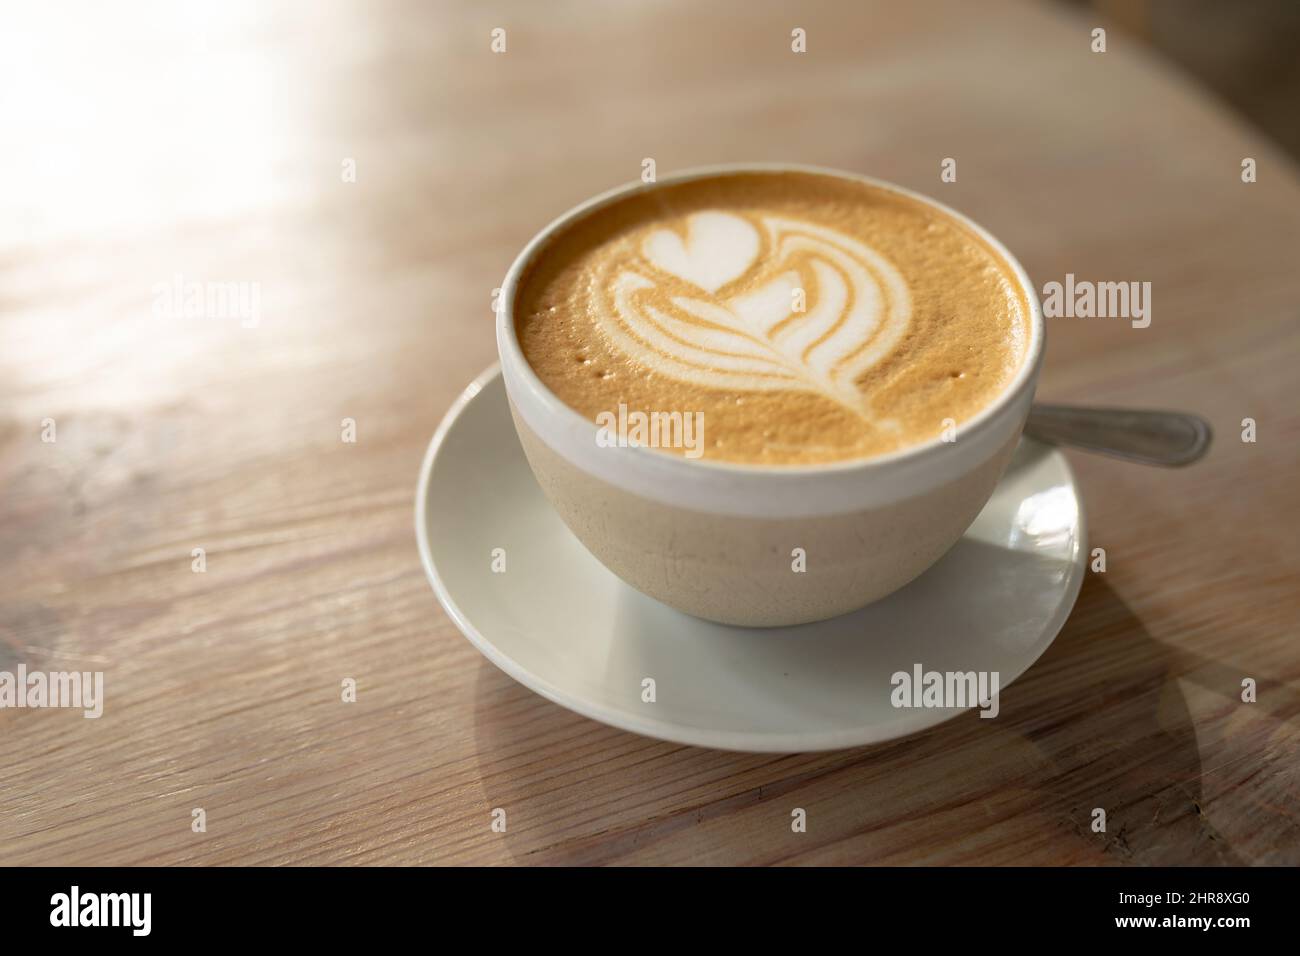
[515,171,1030,465]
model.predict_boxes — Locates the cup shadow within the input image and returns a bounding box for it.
[471,574,1249,865]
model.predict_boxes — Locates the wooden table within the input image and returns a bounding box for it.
[2,0,1297,866]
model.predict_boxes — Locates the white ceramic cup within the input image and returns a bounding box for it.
[497,163,1045,627]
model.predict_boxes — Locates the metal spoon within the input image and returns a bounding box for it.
[1024,404,1212,467]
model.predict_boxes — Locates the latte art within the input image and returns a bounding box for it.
[516,171,1030,465]
[599,211,912,425]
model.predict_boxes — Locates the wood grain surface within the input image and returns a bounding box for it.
[1,0,1297,866]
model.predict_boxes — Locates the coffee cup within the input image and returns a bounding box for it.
[496,163,1044,627]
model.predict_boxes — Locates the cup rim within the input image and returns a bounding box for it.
[497,162,1044,480]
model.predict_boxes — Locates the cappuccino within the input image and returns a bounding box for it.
[516,171,1030,465]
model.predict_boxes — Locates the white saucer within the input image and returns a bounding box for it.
[416,366,1086,753]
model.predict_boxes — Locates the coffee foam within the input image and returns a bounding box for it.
[516,171,1030,465]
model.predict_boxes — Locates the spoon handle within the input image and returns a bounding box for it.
[1024,404,1213,467]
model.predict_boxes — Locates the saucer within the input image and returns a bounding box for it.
[416,365,1086,753]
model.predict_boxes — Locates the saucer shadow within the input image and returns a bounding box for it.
[595,534,1072,743]
[471,575,1239,865]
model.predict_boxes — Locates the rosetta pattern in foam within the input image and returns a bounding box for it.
[592,211,912,421]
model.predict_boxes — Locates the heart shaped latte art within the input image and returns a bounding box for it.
[641,211,761,293]
[594,211,912,420]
